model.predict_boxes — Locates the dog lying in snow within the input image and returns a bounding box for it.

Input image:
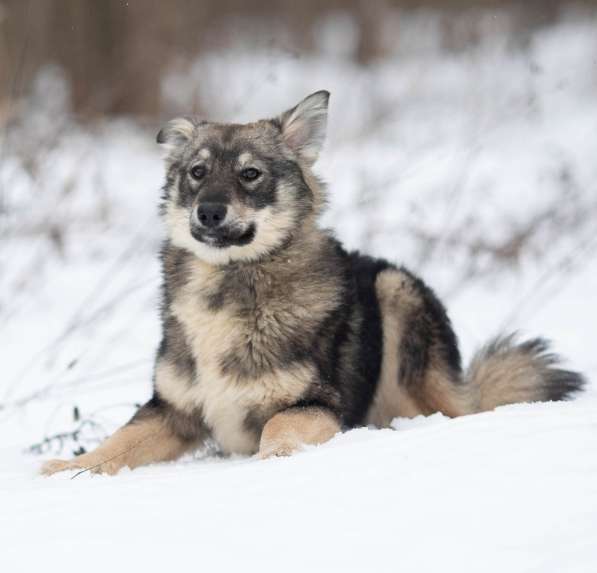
[42,91,585,476]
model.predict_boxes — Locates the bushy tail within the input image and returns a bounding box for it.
[466,334,585,412]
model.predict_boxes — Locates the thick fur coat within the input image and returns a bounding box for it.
[42,91,585,476]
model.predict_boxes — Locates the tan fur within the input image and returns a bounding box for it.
[301,168,327,216]
[259,407,340,458]
[367,269,426,425]
[159,250,337,453]
[157,358,315,455]
[420,366,472,417]
[41,416,195,476]
[468,342,547,410]
[368,269,473,425]
[237,152,253,167]
[198,147,211,160]
[40,92,584,478]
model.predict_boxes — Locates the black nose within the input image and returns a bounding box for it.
[197,203,227,229]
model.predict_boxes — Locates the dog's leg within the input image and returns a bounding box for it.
[259,406,340,459]
[41,401,201,476]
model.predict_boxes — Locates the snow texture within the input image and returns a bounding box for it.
[1,13,596,573]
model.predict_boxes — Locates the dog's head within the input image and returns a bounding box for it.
[158,91,329,265]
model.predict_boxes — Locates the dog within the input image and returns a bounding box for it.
[42,90,585,476]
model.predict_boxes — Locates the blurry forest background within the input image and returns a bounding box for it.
[1,1,596,118]
[1,0,596,453]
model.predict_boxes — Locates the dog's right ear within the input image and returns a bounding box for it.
[156,117,195,152]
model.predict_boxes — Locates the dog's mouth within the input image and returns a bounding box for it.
[190,223,256,249]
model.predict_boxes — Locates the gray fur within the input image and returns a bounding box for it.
[278,90,330,165]
[40,91,586,476]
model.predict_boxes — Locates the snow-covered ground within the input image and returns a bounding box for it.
[4,400,597,572]
[1,12,596,573]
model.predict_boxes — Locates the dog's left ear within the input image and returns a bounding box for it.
[278,90,329,165]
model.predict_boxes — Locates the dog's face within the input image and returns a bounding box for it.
[158,91,329,265]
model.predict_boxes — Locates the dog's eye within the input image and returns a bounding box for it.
[240,168,261,182]
[190,165,206,180]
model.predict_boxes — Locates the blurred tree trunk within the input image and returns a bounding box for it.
[0,0,166,118]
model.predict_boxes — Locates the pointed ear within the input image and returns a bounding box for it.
[278,90,330,165]
[156,117,195,152]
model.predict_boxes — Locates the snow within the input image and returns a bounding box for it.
[2,400,596,572]
[1,12,597,573]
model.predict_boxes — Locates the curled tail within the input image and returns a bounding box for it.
[466,334,585,412]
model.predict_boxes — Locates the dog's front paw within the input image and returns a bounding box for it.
[40,458,85,476]
[41,457,125,476]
